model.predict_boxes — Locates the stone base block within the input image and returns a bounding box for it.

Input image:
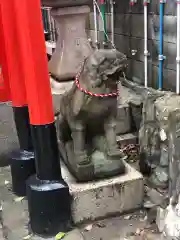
[61,162,144,224]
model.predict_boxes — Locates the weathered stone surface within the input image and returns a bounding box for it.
[48,6,92,81]
[116,104,131,134]
[163,203,180,239]
[61,161,144,224]
[168,110,180,208]
[147,207,158,224]
[146,188,168,209]
[118,81,143,132]
[156,207,167,233]
[41,0,92,8]
[139,90,180,190]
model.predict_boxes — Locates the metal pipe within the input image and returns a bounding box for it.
[176,0,180,94]
[144,0,150,88]
[110,0,115,46]
[93,0,98,48]
[100,0,108,46]
[158,0,166,90]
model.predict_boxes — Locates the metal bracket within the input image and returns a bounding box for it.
[131,49,137,56]
[176,57,180,63]
[160,0,166,3]
[144,50,150,57]
[158,55,166,61]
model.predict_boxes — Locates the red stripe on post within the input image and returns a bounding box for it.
[0,2,27,106]
[11,0,54,125]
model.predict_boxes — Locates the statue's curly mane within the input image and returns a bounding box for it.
[59,49,127,117]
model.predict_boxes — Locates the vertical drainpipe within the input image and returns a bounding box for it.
[100,0,108,47]
[110,0,115,47]
[176,0,180,94]
[144,0,150,88]
[158,0,166,90]
[93,0,99,48]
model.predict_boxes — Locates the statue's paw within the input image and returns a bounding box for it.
[76,162,94,182]
[75,151,91,166]
[74,151,94,181]
[107,149,127,160]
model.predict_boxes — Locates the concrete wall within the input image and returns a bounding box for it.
[87,0,177,91]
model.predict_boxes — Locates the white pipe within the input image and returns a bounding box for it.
[93,0,98,47]
[110,0,114,46]
[176,1,180,94]
[144,2,148,88]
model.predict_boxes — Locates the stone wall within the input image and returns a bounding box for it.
[87,0,177,92]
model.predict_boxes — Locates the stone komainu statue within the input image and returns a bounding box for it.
[56,49,128,182]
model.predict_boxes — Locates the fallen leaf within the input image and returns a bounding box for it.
[14,197,24,202]
[23,234,33,239]
[55,232,65,240]
[84,224,93,231]
[141,215,148,222]
[135,228,141,235]
[140,229,145,236]
[4,180,9,185]
[124,215,132,220]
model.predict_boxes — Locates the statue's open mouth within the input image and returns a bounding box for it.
[103,55,128,77]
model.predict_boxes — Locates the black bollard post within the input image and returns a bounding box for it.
[10,0,71,236]
[11,107,35,196]
[26,123,71,236]
[0,2,36,196]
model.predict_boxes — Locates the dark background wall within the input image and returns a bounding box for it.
[87,0,177,91]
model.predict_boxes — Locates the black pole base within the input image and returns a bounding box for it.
[10,150,35,196]
[26,175,71,237]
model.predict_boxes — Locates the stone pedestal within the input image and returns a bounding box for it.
[49,6,92,81]
[61,161,144,224]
